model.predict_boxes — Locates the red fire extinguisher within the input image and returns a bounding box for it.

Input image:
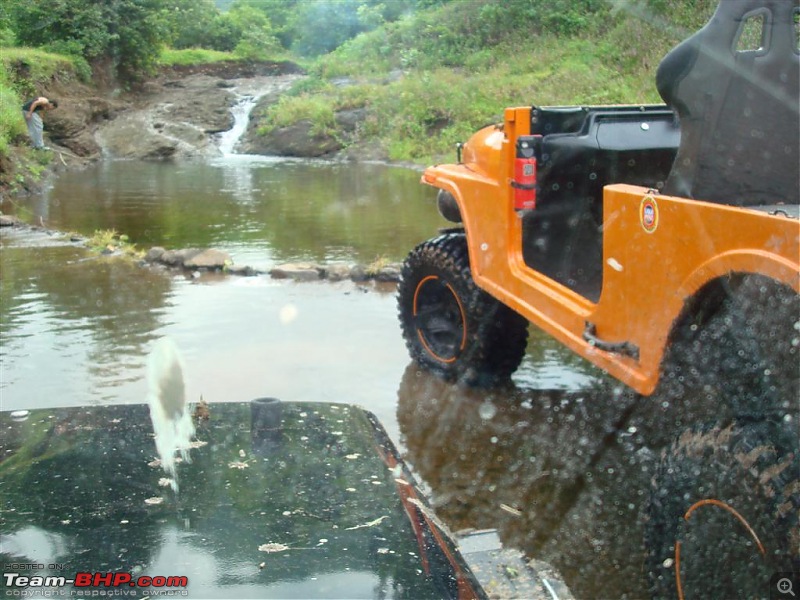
[512,136,538,212]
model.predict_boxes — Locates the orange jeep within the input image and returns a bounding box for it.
[397,0,798,596]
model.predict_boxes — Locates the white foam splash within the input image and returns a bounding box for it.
[146,337,195,491]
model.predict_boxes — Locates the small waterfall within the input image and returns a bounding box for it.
[216,74,302,157]
[218,94,259,155]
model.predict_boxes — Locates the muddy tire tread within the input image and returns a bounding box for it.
[646,421,799,599]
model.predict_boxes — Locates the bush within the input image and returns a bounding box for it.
[0,83,26,157]
[7,0,167,82]
[257,95,338,137]
[0,27,15,47]
[0,48,77,162]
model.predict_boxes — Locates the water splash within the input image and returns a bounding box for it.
[146,337,195,491]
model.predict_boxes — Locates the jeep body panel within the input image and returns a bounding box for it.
[421,107,800,395]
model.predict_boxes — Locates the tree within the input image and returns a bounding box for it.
[106,0,170,80]
[162,0,221,49]
[229,0,299,49]
[8,0,169,81]
[226,4,280,60]
[292,0,366,57]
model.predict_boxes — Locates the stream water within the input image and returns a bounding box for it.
[0,83,652,598]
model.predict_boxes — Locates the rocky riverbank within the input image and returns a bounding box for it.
[30,58,389,170]
[3,59,410,286]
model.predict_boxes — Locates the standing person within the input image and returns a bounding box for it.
[22,96,58,150]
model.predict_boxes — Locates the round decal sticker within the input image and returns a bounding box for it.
[639,195,659,234]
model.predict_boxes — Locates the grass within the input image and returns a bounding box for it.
[258,93,338,137]
[86,229,144,259]
[255,7,701,164]
[257,30,668,165]
[250,0,719,165]
[0,83,25,157]
[365,255,393,276]
[0,47,79,88]
[0,47,77,192]
[0,48,78,170]
[158,47,237,67]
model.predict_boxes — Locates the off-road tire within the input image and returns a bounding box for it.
[397,233,529,386]
[645,421,799,600]
[658,274,799,425]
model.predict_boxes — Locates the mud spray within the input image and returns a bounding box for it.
[146,337,196,491]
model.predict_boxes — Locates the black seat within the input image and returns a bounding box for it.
[532,105,679,212]
[656,0,799,206]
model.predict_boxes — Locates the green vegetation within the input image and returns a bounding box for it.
[86,229,144,259]
[159,47,236,67]
[0,72,25,158]
[255,0,717,164]
[0,48,77,191]
[365,255,393,276]
[1,0,718,183]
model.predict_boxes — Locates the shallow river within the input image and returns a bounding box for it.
[1,155,659,598]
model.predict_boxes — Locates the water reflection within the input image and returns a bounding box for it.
[0,242,173,404]
[396,364,651,599]
[0,402,478,599]
[6,160,449,270]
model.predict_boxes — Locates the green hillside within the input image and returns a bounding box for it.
[1,0,718,188]
[257,0,717,164]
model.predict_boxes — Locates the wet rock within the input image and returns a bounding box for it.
[335,109,367,134]
[59,132,101,158]
[248,120,342,158]
[240,108,368,159]
[0,214,20,227]
[349,264,369,282]
[325,264,352,282]
[48,97,118,138]
[373,265,402,282]
[94,79,232,159]
[145,246,167,262]
[44,96,121,159]
[183,248,232,270]
[159,248,199,267]
[163,60,304,80]
[163,122,207,145]
[270,263,323,281]
[226,264,260,277]
[147,247,231,271]
[95,72,303,160]
[143,141,179,160]
[97,117,183,159]
[159,84,234,134]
